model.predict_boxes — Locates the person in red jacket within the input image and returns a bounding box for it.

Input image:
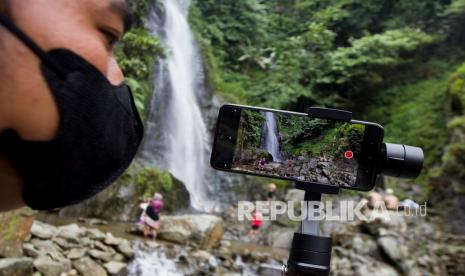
[248,211,263,239]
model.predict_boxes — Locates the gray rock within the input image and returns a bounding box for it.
[52,237,77,250]
[31,239,62,253]
[67,248,87,260]
[33,256,69,276]
[94,241,116,254]
[191,250,213,261]
[87,228,106,241]
[88,249,113,262]
[73,257,107,276]
[103,261,127,276]
[30,221,57,239]
[271,229,294,249]
[104,233,121,246]
[355,262,399,276]
[377,236,408,262]
[23,243,43,258]
[284,189,305,202]
[116,239,134,259]
[377,236,410,274]
[158,214,224,248]
[56,224,85,245]
[0,257,33,276]
[112,253,125,262]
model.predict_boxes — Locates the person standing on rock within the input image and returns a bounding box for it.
[248,211,263,239]
[267,183,277,202]
[0,0,144,211]
[143,193,164,239]
[138,197,150,225]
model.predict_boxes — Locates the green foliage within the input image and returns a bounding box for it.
[122,165,174,199]
[447,62,465,114]
[443,143,465,181]
[115,28,164,118]
[322,28,437,86]
[187,0,465,202]
[240,110,265,148]
[366,74,451,185]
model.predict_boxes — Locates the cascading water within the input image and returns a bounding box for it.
[262,112,282,162]
[140,0,214,210]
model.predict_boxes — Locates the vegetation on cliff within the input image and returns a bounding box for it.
[190,0,465,203]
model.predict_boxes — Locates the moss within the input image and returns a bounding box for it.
[447,62,465,114]
[6,214,20,240]
[443,143,465,182]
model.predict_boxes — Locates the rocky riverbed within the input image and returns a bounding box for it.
[1,192,464,275]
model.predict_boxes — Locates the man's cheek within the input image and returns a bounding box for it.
[106,57,125,85]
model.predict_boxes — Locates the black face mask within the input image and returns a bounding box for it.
[0,15,144,210]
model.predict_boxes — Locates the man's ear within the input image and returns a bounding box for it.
[0,1,11,16]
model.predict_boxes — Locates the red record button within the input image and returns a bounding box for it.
[344,150,354,159]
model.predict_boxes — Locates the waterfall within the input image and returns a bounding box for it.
[140,0,214,210]
[262,112,282,162]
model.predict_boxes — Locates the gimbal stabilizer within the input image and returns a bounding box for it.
[284,107,424,276]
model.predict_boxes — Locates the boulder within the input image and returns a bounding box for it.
[112,253,125,262]
[377,235,410,274]
[86,228,106,241]
[103,261,127,276]
[88,249,113,262]
[59,168,190,221]
[52,237,81,250]
[30,221,57,239]
[67,248,87,260]
[94,241,116,254]
[271,229,295,249]
[116,239,134,259]
[30,239,62,254]
[158,215,224,248]
[0,257,33,276]
[22,243,43,258]
[284,189,305,202]
[56,224,86,245]
[73,257,107,276]
[104,233,121,246]
[0,208,36,257]
[33,256,70,276]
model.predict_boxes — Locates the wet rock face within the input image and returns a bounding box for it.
[58,169,190,222]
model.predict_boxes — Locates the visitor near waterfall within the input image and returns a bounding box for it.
[142,193,164,240]
[248,211,263,239]
[0,0,143,211]
[267,183,277,201]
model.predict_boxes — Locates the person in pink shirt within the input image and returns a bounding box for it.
[142,192,164,239]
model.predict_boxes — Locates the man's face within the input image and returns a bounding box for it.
[0,0,130,210]
[1,0,129,140]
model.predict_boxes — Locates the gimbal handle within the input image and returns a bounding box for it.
[286,107,348,275]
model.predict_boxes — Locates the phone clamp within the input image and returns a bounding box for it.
[286,107,351,275]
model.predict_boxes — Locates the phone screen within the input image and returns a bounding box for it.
[211,105,384,190]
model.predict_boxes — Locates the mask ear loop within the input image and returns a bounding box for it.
[0,14,67,79]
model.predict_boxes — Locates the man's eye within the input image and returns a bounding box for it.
[99,29,119,49]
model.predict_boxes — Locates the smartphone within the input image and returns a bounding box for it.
[210,104,384,190]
